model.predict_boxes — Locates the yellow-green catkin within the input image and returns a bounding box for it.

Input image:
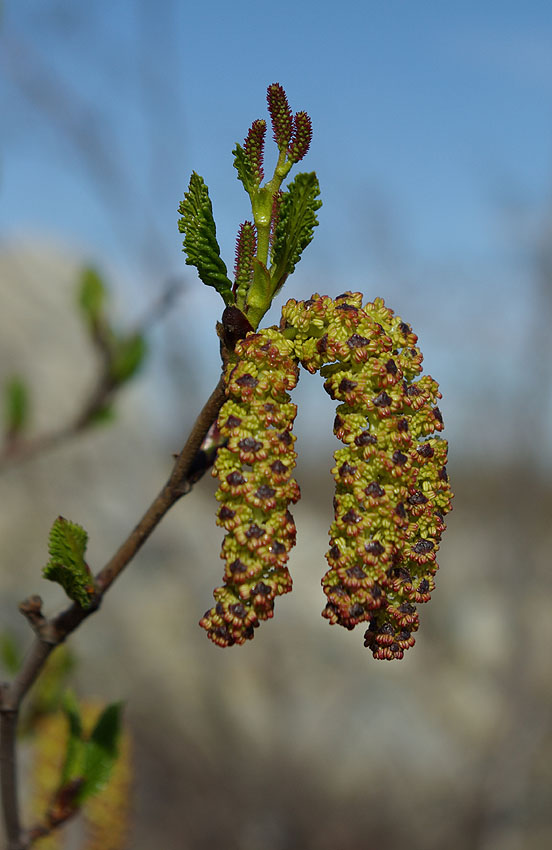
[282,292,453,659]
[200,328,300,646]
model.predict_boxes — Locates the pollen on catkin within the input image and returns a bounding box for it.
[200,328,300,646]
[281,292,453,659]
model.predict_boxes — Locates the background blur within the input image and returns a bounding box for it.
[2,1,552,848]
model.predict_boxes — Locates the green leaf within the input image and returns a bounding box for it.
[0,632,21,675]
[46,517,88,573]
[4,376,30,436]
[109,333,147,384]
[43,517,95,609]
[78,266,107,326]
[87,403,116,427]
[79,702,123,801]
[61,690,85,785]
[178,172,233,305]
[271,171,322,284]
[233,143,255,197]
[59,696,122,804]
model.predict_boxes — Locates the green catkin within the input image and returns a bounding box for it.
[200,328,300,646]
[281,292,453,659]
[202,293,452,659]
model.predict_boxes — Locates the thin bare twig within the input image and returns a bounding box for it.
[0,695,24,850]
[0,372,226,850]
[0,279,184,474]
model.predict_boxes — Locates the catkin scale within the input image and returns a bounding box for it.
[281,292,453,659]
[200,329,300,646]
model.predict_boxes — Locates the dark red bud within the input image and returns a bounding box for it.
[221,306,254,349]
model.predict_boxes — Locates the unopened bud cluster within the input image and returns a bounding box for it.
[202,293,452,659]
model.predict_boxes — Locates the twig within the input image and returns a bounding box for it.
[0,429,74,472]
[0,372,226,849]
[0,379,118,472]
[0,278,185,475]
[0,693,24,850]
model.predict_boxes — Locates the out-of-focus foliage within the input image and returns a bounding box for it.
[3,376,30,438]
[32,700,130,850]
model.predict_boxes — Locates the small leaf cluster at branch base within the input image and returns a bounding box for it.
[202,293,452,659]
[178,84,319,332]
[200,329,300,647]
[43,517,96,609]
[31,696,128,845]
[78,266,148,389]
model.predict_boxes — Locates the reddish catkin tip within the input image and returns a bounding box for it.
[244,119,266,184]
[234,221,257,295]
[266,82,293,149]
[288,111,313,163]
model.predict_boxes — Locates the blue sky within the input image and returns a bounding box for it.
[2,1,552,461]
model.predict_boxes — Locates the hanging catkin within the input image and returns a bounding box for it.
[200,328,300,646]
[281,292,452,659]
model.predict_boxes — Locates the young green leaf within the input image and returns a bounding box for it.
[79,702,123,801]
[43,517,95,609]
[271,172,322,285]
[178,172,233,305]
[3,375,30,437]
[78,266,107,327]
[61,690,85,785]
[233,143,254,196]
[46,696,122,827]
[87,403,116,427]
[109,333,147,384]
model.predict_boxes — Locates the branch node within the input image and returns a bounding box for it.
[18,596,47,635]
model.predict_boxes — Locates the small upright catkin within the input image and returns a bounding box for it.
[281,292,452,659]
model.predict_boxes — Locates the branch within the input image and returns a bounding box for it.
[0,694,24,850]
[0,278,184,475]
[0,372,226,849]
